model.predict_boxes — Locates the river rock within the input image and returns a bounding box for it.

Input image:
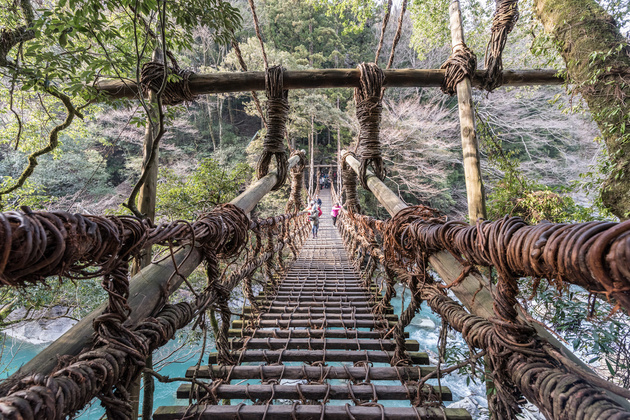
[3,306,77,344]
[447,396,489,419]
[411,317,436,330]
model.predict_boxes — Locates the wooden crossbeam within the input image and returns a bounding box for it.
[95,68,562,99]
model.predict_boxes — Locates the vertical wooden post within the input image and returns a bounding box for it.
[130,48,162,419]
[449,0,487,223]
[448,0,493,401]
[309,116,315,198]
[336,98,342,196]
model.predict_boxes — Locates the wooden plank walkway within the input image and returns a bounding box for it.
[153,191,471,420]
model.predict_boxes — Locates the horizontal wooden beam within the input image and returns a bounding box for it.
[9,155,301,380]
[95,68,562,99]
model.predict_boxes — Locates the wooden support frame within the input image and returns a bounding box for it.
[449,1,487,222]
[341,150,630,411]
[95,69,562,99]
[10,154,303,379]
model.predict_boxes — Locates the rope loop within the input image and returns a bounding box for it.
[440,43,477,95]
[140,57,196,105]
[341,151,361,214]
[257,65,289,190]
[482,0,519,91]
[286,150,307,214]
[354,63,386,190]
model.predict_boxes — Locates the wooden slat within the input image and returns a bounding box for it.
[176,383,452,401]
[228,329,409,339]
[153,405,473,420]
[250,313,398,321]
[207,350,429,364]
[185,365,437,381]
[228,338,418,351]
[231,319,392,328]
[245,305,394,314]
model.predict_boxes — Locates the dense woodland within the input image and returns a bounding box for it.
[0,0,629,415]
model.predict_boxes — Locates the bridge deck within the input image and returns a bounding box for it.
[153,191,471,420]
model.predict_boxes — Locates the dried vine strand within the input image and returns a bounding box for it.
[229,31,267,128]
[286,150,307,214]
[385,0,408,70]
[374,0,392,64]
[247,0,268,70]
[483,0,519,91]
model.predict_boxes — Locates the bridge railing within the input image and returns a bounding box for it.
[0,154,309,418]
[336,151,630,420]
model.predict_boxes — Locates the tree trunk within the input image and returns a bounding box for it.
[131,48,161,419]
[309,116,315,197]
[207,99,217,151]
[534,0,630,219]
[228,95,235,129]
[217,95,223,148]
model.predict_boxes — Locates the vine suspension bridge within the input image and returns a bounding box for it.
[0,0,629,418]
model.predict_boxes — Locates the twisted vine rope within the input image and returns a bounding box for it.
[422,284,630,420]
[257,66,289,190]
[440,43,477,96]
[0,204,251,419]
[337,203,630,419]
[286,150,307,214]
[483,0,519,91]
[355,63,386,190]
[140,60,196,105]
[341,151,361,213]
[393,216,630,314]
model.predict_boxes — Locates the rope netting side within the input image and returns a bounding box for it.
[285,150,307,214]
[483,0,519,91]
[0,204,312,418]
[422,283,630,420]
[340,151,361,213]
[241,214,310,318]
[335,202,630,419]
[354,62,386,189]
[257,66,289,190]
[0,205,251,419]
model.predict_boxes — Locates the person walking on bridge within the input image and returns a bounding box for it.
[305,201,322,238]
[331,202,342,226]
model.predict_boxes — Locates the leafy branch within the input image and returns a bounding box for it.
[0,87,86,207]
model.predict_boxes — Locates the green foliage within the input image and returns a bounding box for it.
[477,112,597,223]
[306,0,378,35]
[155,159,251,221]
[408,0,451,60]
[521,279,630,385]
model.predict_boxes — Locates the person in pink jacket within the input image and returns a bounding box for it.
[330,203,342,226]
